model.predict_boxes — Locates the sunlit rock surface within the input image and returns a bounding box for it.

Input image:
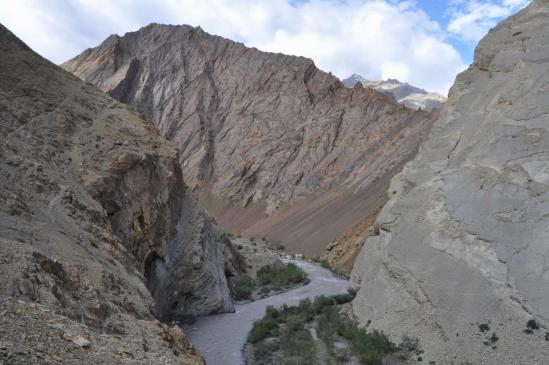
[351,2,549,363]
[62,24,436,259]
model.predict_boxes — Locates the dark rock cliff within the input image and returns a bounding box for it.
[0,23,235,364]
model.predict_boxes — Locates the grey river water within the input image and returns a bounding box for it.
[183,259,349,365]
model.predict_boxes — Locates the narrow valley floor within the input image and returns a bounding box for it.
[183,259,348,365]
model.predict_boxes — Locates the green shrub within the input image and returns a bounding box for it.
[253,341,279,362]
[230,275,256,300]
[479,323,490,332]
[318,303,393,365]
[357,346,385,365]
[527,319,539,330]
[296,298,314,321]
[286,314,307,331]
[279,327,317,364]
[256,262,308,290]
[354,330,393,364]
[248,294,394,365]
[318,306,338,343]
[331,292,355,304]
[265,305,280,319]
[336,317,359,339]
[248,317,279,344]
[312,295,335,314]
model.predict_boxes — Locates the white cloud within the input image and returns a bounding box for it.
[447,0,529,42]
[0,0,472,94]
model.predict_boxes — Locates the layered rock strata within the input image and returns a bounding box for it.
[62,25,436,259]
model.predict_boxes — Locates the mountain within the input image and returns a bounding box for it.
[62,24,436,265]
[0,23,239,363]
[351,1,549,363]
[342,74,446,112]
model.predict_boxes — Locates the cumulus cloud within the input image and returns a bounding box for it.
[2,0,524,94]
[255,1,466,94]
[447,0,529,42]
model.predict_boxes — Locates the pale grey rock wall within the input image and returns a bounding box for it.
[351,1,549,363]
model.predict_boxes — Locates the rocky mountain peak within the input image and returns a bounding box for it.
[62,24,436,263]
[342,74,446,111]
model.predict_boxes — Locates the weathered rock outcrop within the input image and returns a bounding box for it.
[351,1,549,363]
[62,25,436,260]
[0,23,234,363]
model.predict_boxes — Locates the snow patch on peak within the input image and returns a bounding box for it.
[342,74,446,112]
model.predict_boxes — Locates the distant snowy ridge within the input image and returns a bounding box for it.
[342,74,446,112]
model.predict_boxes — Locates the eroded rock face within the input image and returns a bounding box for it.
[351,1,549,363]
[62,24,435,258]
[0,23,233,363]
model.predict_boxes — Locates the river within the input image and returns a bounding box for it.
[183,259,349,365]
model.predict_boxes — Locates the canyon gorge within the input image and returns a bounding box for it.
[1,0,548,364]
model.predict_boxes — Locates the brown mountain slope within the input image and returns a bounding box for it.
[0,23,237,364]
[62,24,436,262]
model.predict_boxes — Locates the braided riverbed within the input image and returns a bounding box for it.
[183,259,349,365]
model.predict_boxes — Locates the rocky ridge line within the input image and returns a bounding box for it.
[62,24,436,260]
[342,74,446,112]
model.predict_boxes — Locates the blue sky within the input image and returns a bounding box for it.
[0,0,531,94]
[415,0,503,64]
[417,0,471,57]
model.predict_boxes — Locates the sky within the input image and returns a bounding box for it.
[0,0,530,94]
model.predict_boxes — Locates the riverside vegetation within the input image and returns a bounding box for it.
[226,235,310,301]
[246,294,404,365]
[230,262,309,301]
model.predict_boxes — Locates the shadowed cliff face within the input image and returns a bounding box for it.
[351,1,549,363]
[62,24,436,260]
[0,23,235,364]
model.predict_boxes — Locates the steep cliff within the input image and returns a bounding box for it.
[351,1,549,363]
[0,23,233,363]
[62,25,436,260]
